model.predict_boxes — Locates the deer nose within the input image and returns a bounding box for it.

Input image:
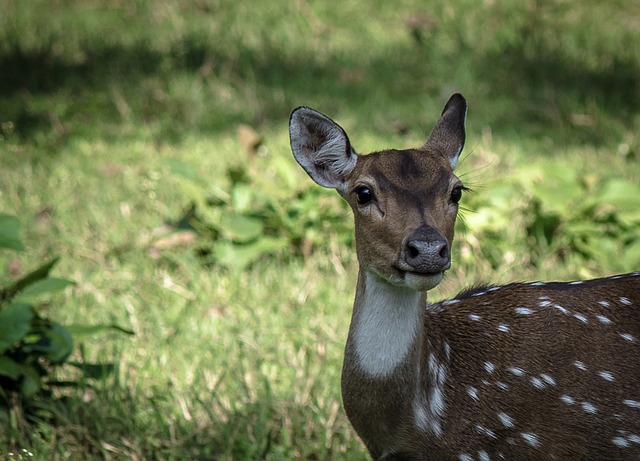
[404,233,450,274]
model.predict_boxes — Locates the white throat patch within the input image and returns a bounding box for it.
[354,272,422,378]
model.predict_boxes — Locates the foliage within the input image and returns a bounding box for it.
[0,214,132,405]
[167,156,352,272]
[465,162,640,275]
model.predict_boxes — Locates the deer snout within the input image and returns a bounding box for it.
[403,229,450,274]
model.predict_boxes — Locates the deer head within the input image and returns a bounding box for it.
[290,94,467,292]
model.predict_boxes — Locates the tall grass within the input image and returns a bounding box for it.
[0,0,639,459]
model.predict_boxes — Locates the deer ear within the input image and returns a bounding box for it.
[424,93,467,170]
[289,107,357,191]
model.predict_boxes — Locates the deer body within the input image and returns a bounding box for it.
[289,94,640,460]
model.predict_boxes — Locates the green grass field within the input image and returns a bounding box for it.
[1,1,639,459]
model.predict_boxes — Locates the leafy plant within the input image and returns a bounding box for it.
[166,157,353,272]
[465,163,640,275]
[0,214,133,403]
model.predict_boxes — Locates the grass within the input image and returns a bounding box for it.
[0,0,639,459]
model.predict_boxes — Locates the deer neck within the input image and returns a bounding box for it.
[349,269,426,379]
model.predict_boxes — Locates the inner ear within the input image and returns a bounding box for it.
[289,107,357,191]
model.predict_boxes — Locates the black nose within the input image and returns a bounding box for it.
[404,227,450,273]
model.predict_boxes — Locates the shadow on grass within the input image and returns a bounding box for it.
[479,43,639,145]
[0,25,637,154]
[3,385,359,460]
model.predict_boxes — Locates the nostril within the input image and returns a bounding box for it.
[408,243,420,259]
[438,244,449,260]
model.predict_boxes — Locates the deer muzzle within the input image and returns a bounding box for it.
[402,227,451,275]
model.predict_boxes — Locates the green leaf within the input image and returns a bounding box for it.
[0,303,33,352]
[23,322,74,363]
[68,362,116,380]
[530,172,582,214]
[215,237,287,271]
[20,365,41,397]
[465,206,511,233]
[0,214,24,251]
[218,213,264,243]
[8,258,60,294]
[598,179,640,210]
[230,183,254,212]
[0,356,22,380]
[66,323,135,339]
[15,277,75,304]
[166,158,204,183]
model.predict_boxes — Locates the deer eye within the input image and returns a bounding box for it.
[450,186,464,204]
[355,186,373,205]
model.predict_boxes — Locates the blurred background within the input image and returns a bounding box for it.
[1,0,639,459]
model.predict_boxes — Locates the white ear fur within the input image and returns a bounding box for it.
[289,107,357,191]
[424,94,467,170]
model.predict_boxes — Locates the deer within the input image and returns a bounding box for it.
[289,93,640,460]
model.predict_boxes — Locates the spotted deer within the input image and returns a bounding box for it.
[289,94,640,460]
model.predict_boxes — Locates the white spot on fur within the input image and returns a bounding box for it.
[478,450,491,461]
[581,402,597,414]
[623,399,640,408]
[574,313,588,323]
[620,333,636,342]
[413,400,429,432]
[522,432,541,447]
[574,361,587,371]
[598,371,615,382]
[530,376,545,389]
[540,373,555,385]
[613,436,630,447]
[569,280,584,285]
[629,434,640,444]
[515,307,535,315]
[484,362,496,374]
[425,352,448,436]
[497,323,510,332]
[554,304,570,315]
[496,381,509,390]
[538,300,552,307]
[497,412,515,428]
[596,314,613,325]
[467,386,479,401]
[444,341,451,360]
[476,425,497,440]
[354,272,421,378]
[458,454,473,461]
[530,281,545,286]
[561,395,575,405]
[508,367,525,376]
[469,313,482,321]
[599,300,611,308]
[443,299,460,306]
[620,297,632,306]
